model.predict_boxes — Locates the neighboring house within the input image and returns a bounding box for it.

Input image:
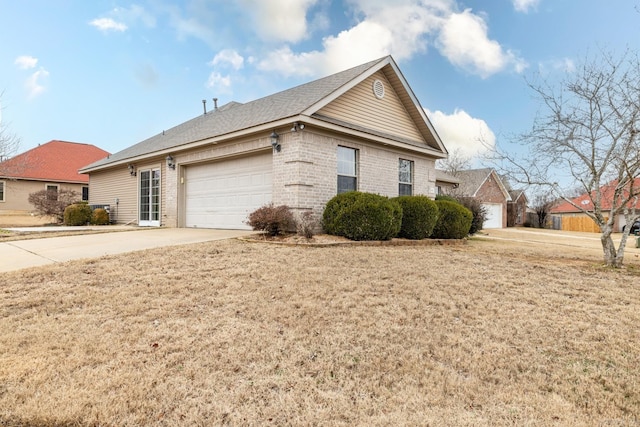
[507,190,528,227]
[435,169,460,195]
[0,140,110,214]
[550,178,640,233]
[80,56,449,229]
[450,168,512,229]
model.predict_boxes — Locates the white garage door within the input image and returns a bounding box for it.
[185,152,272,229]
[483,203,503,229]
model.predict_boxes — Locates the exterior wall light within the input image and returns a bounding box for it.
[270,131,281,152]
[291,122,305,132]
[166,155,176,170]
[128,164,136,176]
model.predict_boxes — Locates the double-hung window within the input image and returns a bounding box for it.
[46,184,59,201]
[399,159,413,196]
[337,146,358,193]
[82,186,89,201]
[0,181,5,202]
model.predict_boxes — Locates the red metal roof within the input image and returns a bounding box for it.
[551,178,640,213]
[0,140,110,183]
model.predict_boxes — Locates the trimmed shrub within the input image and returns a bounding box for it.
[63,203,92,226]
[91,208,110,225]
[323,191,402,241]
[456,196,487,235]
[431,200,473,239]
[393,195,439,240]
[246,203,295,236]
[435,194,459,203]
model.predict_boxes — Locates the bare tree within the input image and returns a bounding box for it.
[436,147,472,176]
[492,50,640,267]
[0,92,20,162]
[530,192,557,228]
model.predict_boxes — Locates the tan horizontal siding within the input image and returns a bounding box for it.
[89,166,138,225]
[318,71,424,143]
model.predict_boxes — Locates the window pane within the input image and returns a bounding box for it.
[82,187,89,201]
[399,159,412,184]
[46,185,58,201]
[337,176,357,194]
[337,146,356,176]
[0,182,4,201]
[399,183,412,196]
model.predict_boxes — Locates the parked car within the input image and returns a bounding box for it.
[623,220,640,235]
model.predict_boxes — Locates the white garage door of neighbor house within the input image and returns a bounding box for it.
[483,203,503,229]
[185,152,272,229]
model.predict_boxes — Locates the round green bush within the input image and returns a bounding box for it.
[393,195,439,240]
[431,200,473,239]
[63,203,92,226]
[91,208,110,225]
[323,191,402,241]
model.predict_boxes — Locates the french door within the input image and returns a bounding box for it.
[139,168,160,226]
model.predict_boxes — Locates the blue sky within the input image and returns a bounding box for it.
[1,0,639,164]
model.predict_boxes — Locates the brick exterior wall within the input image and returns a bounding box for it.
[273,127,437,222]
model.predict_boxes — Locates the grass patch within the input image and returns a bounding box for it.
[1,237,639,425]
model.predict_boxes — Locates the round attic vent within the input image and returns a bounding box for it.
[373,79,385,99]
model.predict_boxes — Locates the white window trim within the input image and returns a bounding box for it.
[399,159,414,196]
[337,146,358,194]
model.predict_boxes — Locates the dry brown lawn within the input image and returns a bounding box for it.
[1,234,639,426]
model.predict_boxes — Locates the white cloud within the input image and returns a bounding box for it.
[206,72,233,93]
[116,4,156,28]
[25,68,50,99]
[426,108,495,159]
[14,56,38,70]
[512,0,540,13]
[257,1,526,79]
[238,0,320,43]
[89,17,128,32]
[210,50,245,70]
[539,57,576,74]
[437,9,527,78]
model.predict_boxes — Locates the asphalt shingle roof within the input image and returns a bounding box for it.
[454,168,495,197]
[0,140,110,183]
[83,57,388,171]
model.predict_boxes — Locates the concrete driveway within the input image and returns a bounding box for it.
[0,228,253,273]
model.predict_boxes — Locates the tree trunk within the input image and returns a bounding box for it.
[601,233,624,268]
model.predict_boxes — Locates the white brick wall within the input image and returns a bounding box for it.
[273,128,438,222]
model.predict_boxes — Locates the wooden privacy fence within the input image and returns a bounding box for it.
[560,216,604,233]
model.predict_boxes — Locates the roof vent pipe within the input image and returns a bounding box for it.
[202,99,207,115]
[213,98,218,111]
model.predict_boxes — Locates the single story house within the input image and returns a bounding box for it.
[80,56,449,229]
[550,178,640,232]
[449,168,512,229]
[0,140,110,214]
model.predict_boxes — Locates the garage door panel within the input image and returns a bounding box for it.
[483,203,503,229]
[185,153,272,229]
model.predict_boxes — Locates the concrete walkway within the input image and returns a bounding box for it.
[0,228,253,273]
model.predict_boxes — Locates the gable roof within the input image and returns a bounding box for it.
[81,56,447,173]
[551,178,640,213]
[0,140,109,183]
[508,190,528,204]
[455,168,512,201]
